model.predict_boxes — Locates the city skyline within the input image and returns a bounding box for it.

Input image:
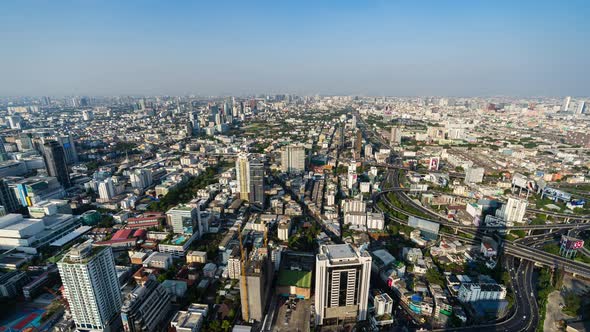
[1,0,589,96]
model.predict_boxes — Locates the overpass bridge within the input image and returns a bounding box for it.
[375,184,590,278]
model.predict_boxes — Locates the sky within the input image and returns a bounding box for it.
[0,0,589,97]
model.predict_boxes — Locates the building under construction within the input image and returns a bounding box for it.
[239,246,272,322]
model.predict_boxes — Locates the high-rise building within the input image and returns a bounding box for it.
[236,153,251,201]
[0,136,8,162]
[280,144,305,173]
[0,179,19,213]
[240,248,272,322]
[577,101,587,114]
[58,241,122,332]
[130,169,153,189]
[390,127,402,146]
[42,141,71,188]
[166,205,199,237]
[562,96,572,112]
[354,130,362,159]
[249,156,266,208]
[314,244,372,326]
[498,197,527,224]
[364,144,373,159]
[236,153,265,208]
[82,110,94,121]
[121,276,171,332]
[56,135,78,164]
[98,178,116,201]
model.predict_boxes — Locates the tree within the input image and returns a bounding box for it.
[221,320,231,332]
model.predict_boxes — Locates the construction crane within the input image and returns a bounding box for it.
[239,230,249,322]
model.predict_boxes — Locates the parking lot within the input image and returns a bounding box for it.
[271,296,311,332]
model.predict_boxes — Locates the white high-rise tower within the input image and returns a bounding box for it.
[58,240,122,331]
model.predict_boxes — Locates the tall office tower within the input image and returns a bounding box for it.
[498,197,528,224]
[390,127,402,145]
[0,136,8,161]
[354,130,362,159]
[166,204,199,237]
[58,241,122,332]
[0,179,19,213]
[562,96,572,112]
[130,169,153,189]
[121,276,171,332]
[577,101,586,114]
[236,152,251,201]
[42,141,72,188]
[314,244,372,326]
[98,178,116,200]
[189,111,200,135]
[280,144,305,173]
[364,144,373,159]
[54,135,78,164]
[249,156,266,208]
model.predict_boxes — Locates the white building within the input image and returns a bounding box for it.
[278,218,290,241]
[98,177,116,201]
[281,145,305,173]
[390,127,402,145]
[374,293,393,316]
[314,244,372,326]
[166,205,199,237]
[130,169,153,189]
[58,241,122,332]
[498,197,527,224]
[458,283,506,302]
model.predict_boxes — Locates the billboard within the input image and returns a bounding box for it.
[429,157,440,171]
[561,236,584,250]
[542,187,572,202]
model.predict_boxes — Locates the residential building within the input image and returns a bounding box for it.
[58,241,122,331]
[281,144,305,173]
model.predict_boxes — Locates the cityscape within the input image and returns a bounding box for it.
[1,2,590,332]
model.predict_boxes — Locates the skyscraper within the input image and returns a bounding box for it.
[236,153,266,208]
[562,96,572,112]
[42,140,71,188]
[354,130,362,159]
[0,179,19,213]
[577,101,586,114]
[390,127,402,146]
[314,244,371,326]
[236,152,251,201]
[249,155,266,208]
[280,144,305,173]
[58,241,122,332]
[0,136,8,162]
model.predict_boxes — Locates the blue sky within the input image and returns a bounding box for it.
[0,0,589,96]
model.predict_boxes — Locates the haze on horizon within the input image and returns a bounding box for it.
[1,0,589,97]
